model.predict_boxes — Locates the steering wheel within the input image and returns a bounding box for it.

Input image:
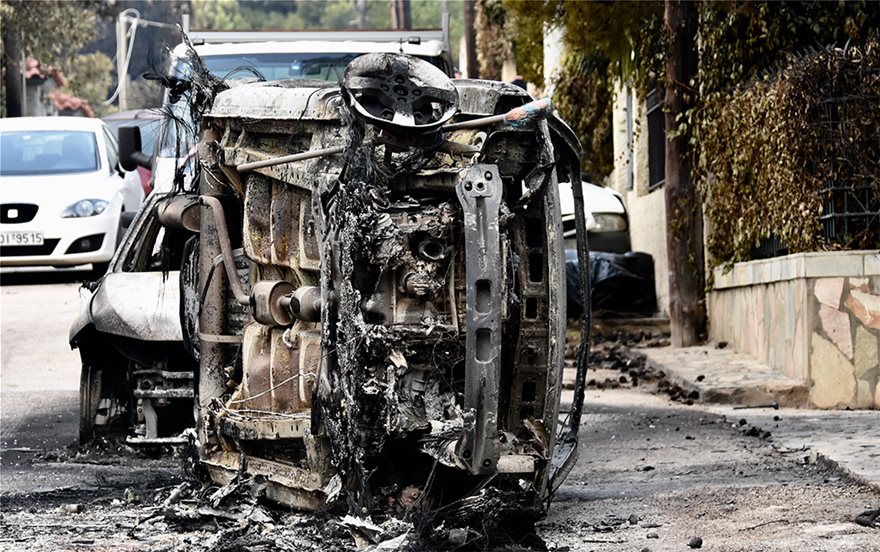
[342,53,459,134]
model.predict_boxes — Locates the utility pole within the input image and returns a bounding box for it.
[663,0,704,347]
[463,0,478,78]
[116,12,129,112]
[2,15,24,116]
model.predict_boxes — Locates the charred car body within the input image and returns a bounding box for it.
[71,51,590,528]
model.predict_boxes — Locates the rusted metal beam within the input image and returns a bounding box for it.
[197,127,229,411]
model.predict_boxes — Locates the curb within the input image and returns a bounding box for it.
[630,346,810,408]
[811,449,880,493]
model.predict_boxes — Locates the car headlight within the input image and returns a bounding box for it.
[61,199,109,218]
[587,213,627,233]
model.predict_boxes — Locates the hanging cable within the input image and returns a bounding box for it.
[103,9,179,106]
[103,8,140,105]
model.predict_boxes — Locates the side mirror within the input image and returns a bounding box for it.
[121,210,138,229]
[118,126,153,171]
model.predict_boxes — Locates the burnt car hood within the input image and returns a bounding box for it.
[70,272,183,343]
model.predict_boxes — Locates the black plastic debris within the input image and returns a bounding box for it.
[565,250,657,317]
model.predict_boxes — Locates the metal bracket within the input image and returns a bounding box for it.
[455,164,503,474]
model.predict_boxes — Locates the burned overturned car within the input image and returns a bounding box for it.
[71,52,590,537]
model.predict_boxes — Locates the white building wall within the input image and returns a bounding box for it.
[609,83,670,316]
[543,26,564,97]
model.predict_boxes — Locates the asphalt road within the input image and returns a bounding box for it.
[0,272,97,495]
[1,273,83,447]
[0,278,878,551]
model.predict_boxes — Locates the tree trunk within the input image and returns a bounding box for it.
[2,26,24,117]
[401,0,412,30]
[663,0,704,347]
[356,0,367,29]
[390,0,412,30]
[463,0,478,78]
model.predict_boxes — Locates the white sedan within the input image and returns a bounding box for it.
[0,116,145,274]
[559,181,631,253]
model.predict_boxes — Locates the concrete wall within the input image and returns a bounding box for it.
[609,85,669,315]
[710,251,880,409]
[25,80,57,117]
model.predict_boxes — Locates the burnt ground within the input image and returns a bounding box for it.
[1,330,878,551]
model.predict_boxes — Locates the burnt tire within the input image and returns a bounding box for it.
[79,363,102,445]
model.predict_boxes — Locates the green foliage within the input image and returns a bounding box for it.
[504,0,665,94]
[692,2,878,160]
[1,0,103,116]
[64,51,114,117]
[414,0,465,69]
[191,0,250,30]
[553,51,613,179]
[554,0,665,92]
[500,0,550,82]
[693,1,879,265]
[476,0,549,84]
[475,0,513,81]
[192,0,370,32]
[0,0,98,65]
[509,9,544,87]
[502,1,664,179]
[701,37,880,266]
[697,1,872,100]
[505,0,880,246]
[126,77,165,111]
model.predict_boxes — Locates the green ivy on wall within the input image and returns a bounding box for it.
[502,0,666,179]
[500,1,878,265]
[701,37,880,266]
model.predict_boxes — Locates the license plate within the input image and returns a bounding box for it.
[0,231,44,246]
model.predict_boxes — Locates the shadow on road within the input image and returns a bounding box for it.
[0,394,78,457]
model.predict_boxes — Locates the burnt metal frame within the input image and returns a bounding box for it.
[455,163,503,474]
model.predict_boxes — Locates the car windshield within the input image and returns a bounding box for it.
[204,52,361,81]
[0,130,99,176]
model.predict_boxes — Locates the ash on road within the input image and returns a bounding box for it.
[1,280,877,551]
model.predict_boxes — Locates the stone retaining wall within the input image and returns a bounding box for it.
[709,251,880,409]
